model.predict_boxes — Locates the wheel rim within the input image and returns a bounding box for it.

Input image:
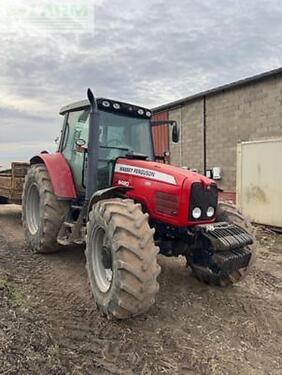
[91,227,113,293]
[26,183,41,235]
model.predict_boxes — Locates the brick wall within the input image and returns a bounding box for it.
[169,100,204,172]
[167,75,282,192]
[206,76,282,191]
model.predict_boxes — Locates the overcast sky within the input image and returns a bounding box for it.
[0,0,282,169]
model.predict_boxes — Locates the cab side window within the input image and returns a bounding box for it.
[62,109,89,161]
[73,110,89,150]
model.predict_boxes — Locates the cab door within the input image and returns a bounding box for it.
[59,109,89,194]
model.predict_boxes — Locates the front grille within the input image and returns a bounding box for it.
[189,182,218,220]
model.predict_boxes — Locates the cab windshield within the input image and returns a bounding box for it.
[98,111,154,161]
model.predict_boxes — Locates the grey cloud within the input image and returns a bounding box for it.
[1,0,282,167]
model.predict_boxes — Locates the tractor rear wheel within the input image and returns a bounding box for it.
[85,198,160,319]
[190,202,256,287]
[22,164,70,253]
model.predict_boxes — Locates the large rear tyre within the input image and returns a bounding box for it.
[86,198,160,319]
[191,202,256,287]
[22,164,70,253]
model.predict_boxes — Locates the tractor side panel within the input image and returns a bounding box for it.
[30,152,77,199]
[112,159,187,226]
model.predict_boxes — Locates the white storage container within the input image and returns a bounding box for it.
[236,138,282,227]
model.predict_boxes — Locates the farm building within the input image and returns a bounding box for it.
[152,67,282,204]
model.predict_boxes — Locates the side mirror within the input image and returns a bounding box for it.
[172,123,179,143]
[150,119,179,143]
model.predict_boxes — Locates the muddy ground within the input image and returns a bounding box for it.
[0,205,281,375]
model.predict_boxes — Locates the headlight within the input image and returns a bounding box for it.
[206,206,215,218]
[192,207,202,219]
[138,109,144,115]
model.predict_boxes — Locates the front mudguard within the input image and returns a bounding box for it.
[87,186,133,218]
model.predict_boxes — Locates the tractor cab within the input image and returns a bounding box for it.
[59,98,157,193]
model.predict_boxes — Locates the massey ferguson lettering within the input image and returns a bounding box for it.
[119,166,154,177]
[134,168,155,177]
[115,163,177,185]
[119,166,133,173]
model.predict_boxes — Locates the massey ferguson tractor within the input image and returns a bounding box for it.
[22,89,255,319]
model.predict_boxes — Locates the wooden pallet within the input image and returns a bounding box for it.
[0,162,29,204]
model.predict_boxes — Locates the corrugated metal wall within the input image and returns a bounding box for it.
[152,112,169,163]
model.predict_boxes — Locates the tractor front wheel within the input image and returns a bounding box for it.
[85,198,160,319]
[22,164,70,253]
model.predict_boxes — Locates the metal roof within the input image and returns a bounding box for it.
[152,67,282,113]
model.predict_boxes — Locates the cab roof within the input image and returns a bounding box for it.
[59,97,152,119]
[59,99,89,115]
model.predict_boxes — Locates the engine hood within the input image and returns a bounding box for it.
[115,158,215,187]
[113,157,217,227]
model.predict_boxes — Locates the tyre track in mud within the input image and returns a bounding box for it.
[0,206,117,374]
[0,205,282,374]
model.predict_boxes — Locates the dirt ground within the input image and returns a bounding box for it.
[0,205,281,375]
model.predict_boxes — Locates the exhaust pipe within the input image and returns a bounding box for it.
[86,88,100,201]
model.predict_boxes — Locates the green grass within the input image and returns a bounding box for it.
[10,287,28,307]
[0,273,29,308]
[0,275,9,289]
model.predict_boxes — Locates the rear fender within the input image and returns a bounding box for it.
[87,186,133,218]
[30,152,77,199]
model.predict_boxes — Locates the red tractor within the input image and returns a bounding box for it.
[22,89,255,319]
